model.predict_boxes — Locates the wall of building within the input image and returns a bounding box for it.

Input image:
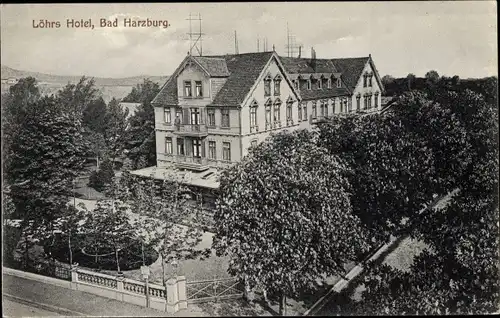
[350,60,383,112]
[176,64,212,107]
[239,56,301,155]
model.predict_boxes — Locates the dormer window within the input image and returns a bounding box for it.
[184,81,192,97]
[337,78,341,88]
[274,74,282,96]
[318,79,322,90]
[327,78,332,89]
[307,79,312,90]
[264,74,272,97]
[195,81,203,97]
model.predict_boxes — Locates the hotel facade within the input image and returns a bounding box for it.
[138,50,384,189]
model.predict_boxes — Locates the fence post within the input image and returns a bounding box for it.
[116,273,125,301]
[70,264,79,290]
[166,278,179,313]
[177,276,187,310]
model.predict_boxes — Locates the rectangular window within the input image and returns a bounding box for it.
[356,97,361,111]
[325,101,329,117]
[184,81,192,97]
[318,79,322,90]
[221,109,230,128]
[251,140,258,148]
[369,75,373,87]
[320,102,324,117]
[208,141,216,159]
[307,80,311,90]
[363,75,367,88]
[312,102,317,119]
[327,79,332,89]
[164,107,171,124]
[165,137,172,154]
[374,93,379,107]
[177,138,184,155]
[332,98,336,113]
[192,138,201,157]
[337,78,341,88]
[195,81,203,97]
[264,80,271,97]
[223,142,231,161]
[190,108,200,125]
[298,104,302,122]
[207,109,216,126]
[302,103,307,120]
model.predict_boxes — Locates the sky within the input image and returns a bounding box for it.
[1,2,497,79]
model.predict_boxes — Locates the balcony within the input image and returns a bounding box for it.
[175,155,210,171]
[174,124,208,137]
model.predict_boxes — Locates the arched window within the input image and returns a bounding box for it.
[265,98,272,129]
[273,98,282,126]
[312,101,317,119]
[307,79,312,90]
[327,78,332,89]
[264,73,272,97]
[249,100,258,131]
[337,78,341,88]
[274,74,282,96]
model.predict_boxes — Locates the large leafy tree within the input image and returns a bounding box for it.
[82,96,107,134]
[326,79,499,316]
[122,79,161,169]
[103,97,129,163]
[6,95,88,224]
[350,191,499,315]
[2,77,42,173]
[317,113,435,241]
[57,76,100,118]
[213,130,369,315]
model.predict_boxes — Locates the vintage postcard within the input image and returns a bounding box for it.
[1,2,498,317]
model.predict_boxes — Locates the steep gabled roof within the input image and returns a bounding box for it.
[191,56,230,77]
[300,87,350,101]
[331,57,370,91]
[279,56,339,74]
[207,52,274,107]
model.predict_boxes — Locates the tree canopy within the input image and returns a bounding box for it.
[213,130,369,315]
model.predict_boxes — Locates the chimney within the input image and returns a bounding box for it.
[298,46,301,58]
[310,47,316,70]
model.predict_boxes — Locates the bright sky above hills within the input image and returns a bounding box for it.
[1,2,497,79]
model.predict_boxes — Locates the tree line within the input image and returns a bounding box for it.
[212,75,498,315]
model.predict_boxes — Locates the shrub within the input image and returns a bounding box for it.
[88,159,114,192]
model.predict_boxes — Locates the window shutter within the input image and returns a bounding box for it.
[183,108,189,125]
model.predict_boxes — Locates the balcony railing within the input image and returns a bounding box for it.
[174,124,208,136]
[175,155,209,171]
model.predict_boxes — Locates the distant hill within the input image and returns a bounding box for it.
[1,65,169,87]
